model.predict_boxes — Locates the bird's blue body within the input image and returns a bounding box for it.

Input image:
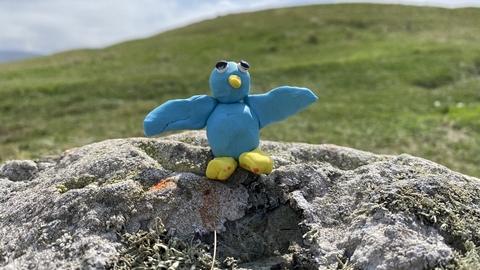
[143,60,317,179]
[206,102,260,158]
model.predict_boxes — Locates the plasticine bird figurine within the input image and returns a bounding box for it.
[144,60,317,180]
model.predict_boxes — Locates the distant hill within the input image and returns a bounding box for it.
[0,3,480,177]
[0,50,42,62]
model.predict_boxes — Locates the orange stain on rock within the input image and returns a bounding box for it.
[150,178,174,191]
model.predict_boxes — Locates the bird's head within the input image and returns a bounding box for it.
[209,60,250,103]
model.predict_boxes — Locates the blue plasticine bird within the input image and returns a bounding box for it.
[143,60,318,180]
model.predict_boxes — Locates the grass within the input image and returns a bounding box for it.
[1,3,480,177]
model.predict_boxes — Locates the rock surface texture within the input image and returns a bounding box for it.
[1,131,480,269]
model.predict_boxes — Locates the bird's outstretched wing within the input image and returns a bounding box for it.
[244,86,317,129]
[143,95,218,136]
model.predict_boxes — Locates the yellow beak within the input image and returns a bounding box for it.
[229,75,242,89]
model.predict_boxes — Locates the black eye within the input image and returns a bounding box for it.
[215,60,228,73]
[238,60,249,73]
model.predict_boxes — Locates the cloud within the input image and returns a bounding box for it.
[0,0,182,54]
[335,0,480,8]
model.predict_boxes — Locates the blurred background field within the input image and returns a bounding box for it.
[1,4,479,177]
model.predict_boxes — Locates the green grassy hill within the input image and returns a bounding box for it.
[1,4,479,177]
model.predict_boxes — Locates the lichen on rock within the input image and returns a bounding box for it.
[113,217,214,269]
[1,131,480,269]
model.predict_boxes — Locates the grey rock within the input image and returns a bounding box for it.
[1,130,479,269]
[0,160,38,181]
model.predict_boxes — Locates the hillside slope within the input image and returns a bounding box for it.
[0,3,479,176]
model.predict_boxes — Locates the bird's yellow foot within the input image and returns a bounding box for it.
[206,157,238,180]
[239,148,274,175]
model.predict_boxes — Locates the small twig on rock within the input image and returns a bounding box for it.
[211,229,217,270]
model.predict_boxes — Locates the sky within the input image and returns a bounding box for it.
[1,0,479,55]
